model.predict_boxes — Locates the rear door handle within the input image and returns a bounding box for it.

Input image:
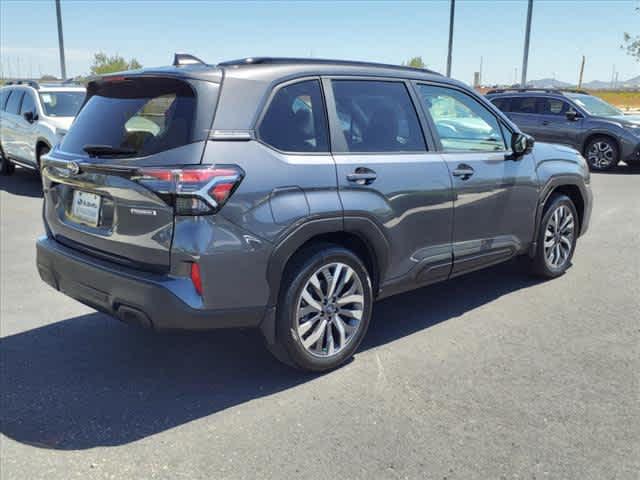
[452,164,474,180]
[541,120,550,126]
[347,168,377,185]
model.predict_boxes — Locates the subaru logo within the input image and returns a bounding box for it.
[66,161,80,175]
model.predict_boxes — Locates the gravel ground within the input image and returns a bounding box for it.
[1,165,639,479]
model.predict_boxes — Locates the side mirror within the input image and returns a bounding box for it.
[511,132,534,157]
[565,110,579,121]
[22,111,35,123]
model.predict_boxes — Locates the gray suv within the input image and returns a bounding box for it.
[36,56,592,371]
[487,88,640,171]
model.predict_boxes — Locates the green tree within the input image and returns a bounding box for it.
[402,56,426,69]
[90,52,142,75]
[622,7,639,61]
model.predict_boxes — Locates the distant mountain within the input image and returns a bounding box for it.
[525,78,573,89]
[521,75,640,90]
[581,79,612,89]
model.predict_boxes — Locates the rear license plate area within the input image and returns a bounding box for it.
[71,190,102,227]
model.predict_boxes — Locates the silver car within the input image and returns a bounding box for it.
[0,81,85,174]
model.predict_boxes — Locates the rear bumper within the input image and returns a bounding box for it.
[36,236,265,330]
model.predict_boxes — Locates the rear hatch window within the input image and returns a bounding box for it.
[60,77,204,158]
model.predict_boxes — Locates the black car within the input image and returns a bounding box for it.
[486,88,640,171]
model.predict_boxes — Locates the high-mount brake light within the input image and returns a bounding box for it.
[133,165,244,215]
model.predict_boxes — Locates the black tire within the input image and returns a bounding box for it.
[36,144,50,174]
[531,194,579,278]
[270,243,373,372]
[0,146,15,176]
[584,136,619,171]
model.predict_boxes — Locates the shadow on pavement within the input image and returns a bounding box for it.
[0,167,43,198]
[0,259,540,450]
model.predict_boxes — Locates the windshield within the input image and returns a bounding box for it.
[566,94,622,117]
[39,91,85,117]
[59,78,199,157]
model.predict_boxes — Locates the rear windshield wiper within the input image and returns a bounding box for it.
[83,144,138,157]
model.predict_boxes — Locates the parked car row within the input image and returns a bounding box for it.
[30,55,592,371]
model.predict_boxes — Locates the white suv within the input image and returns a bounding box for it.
[0,81,85,175]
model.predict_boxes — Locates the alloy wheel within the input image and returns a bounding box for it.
[295,262,364,358]
[587,141,615,169]
[544,205,575,269]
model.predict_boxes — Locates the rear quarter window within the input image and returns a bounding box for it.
[5,90,24,115]
[258,80,329,153]
[0,89,12,111]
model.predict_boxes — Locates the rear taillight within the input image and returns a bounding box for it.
[133,165,244,215]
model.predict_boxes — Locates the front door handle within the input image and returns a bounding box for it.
[347,168,377,185]
[452,164,474,180]
[541,120,550,126]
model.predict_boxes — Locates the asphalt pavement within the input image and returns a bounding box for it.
[1,165,638,479]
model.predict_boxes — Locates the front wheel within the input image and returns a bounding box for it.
[0,146,15,176]
[585,136,619,171]
[271,244,373,372]
[531,194,579,278]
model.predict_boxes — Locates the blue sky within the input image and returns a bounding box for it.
[1,0,638,85]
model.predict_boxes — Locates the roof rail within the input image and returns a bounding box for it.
[173,53,207,67]
[217,57,442,76]
[4,79,40,89]
[486,87,590,95]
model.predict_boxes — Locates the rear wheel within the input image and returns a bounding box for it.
[585,136,619,171]
[531,194,578,278]
[0,146,15,176]
[270,244,373,372]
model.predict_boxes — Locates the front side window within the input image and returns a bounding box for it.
[540,98,570,116]
[331,80,425,153]
[418,85,507,152]
[39,91,85,117]
[258,80,328,152]
[20,93,36,116]
[5,90,24,115]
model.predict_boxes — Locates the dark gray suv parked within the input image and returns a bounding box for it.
[36,56,592,371]
[487,88,640,171]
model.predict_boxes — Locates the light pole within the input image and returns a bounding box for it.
[521,0,533,87]
[55,0,67,79]
[446,0,455,77]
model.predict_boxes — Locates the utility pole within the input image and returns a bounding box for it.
[521,0,533,87]
[446,0,455,77]
[55,0,67,79]
[577,55,585,89]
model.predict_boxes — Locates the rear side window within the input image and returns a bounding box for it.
[5,90,24,115]
[510,96,539,114]
[331,80,425,153]
[0,89,11,111]
[259,80,328,153]
[20,93,36,115]
[60,78,199,157]
[418,84,507,152]
[490,97,510,112]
